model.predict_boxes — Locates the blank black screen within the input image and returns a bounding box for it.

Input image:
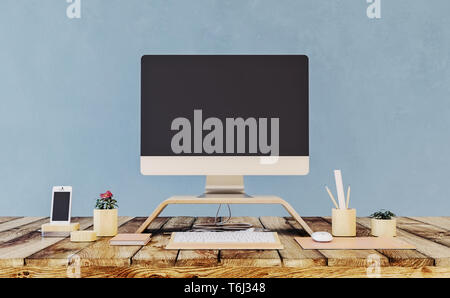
[52,192,70,221]
[141,55,309,156]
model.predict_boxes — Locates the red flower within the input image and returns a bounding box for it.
[100,190,113,199]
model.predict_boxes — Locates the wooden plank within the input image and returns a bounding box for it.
[288,217,389,267]
[0,217,93,267]
[25,216,133,267]
[219,217,282,267]
[175,217,219,267]
[358,217,450,267]
[1,265,448,278]
[259,216,326,267]
[73,217,146,267]
[152,216,195,232]
[0,217,49,243]
[139,217,170,234]
[132,216,194,267]
[0,217,21,224]
[353,217,432,267]
[410,217,450,231]
[396,217,450,247]
[0,217,46,234]
[321,217,433,267]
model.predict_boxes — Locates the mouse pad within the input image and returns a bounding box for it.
[295,237,416,250]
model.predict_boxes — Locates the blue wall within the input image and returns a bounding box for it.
[0,1,449,217]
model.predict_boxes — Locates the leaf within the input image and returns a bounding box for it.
[369,209,395,219]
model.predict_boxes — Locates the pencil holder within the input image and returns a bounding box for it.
[331,208,356,237]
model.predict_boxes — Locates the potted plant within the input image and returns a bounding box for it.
[93,190,118,236]
[369,209,396,237]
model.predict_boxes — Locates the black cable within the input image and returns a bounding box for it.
[191,204,253,231]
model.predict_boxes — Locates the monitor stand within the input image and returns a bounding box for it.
[136,175,313,235]
[200,175,248,197]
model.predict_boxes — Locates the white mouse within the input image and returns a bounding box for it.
[311,231,333,242]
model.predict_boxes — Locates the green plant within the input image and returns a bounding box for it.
[369,209,395,220]
[95,190,118,209]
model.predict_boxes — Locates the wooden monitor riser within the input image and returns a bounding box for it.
[136,195,314,235]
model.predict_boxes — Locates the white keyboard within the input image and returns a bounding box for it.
[166,231,283,250]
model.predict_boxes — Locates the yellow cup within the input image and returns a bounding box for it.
[331,208,356,236]
[371,218,396,237]
[93,209,118,236]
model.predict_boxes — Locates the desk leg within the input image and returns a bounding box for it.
[136,202,167,233]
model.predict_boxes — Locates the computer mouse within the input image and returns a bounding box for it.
[311,231,333,242]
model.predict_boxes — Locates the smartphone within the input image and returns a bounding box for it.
[51,186,72,224]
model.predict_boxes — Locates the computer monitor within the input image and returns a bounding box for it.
[141,55,309,183]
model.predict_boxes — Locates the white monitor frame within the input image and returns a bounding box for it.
[140,156,309,175]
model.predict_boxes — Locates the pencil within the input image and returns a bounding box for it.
[346,186,351,209]
[325,186,339,209]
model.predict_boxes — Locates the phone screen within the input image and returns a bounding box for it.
[52,192,70,221]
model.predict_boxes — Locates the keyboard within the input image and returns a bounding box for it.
[166,231,283,250]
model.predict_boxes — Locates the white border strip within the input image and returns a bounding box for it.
[140,156,309,175]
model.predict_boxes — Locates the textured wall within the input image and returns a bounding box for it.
[0,1,449,217]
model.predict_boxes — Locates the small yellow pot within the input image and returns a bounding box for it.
[331,208,356,237]
[371,218,396,237]
[93,209,118,236]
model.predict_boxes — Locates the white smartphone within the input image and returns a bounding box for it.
[50,186,72,224]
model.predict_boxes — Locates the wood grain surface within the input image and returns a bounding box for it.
[322,217,433,267]
[396,217,450,247]
[26,216,131,267]
[175,217,219,267]
[259,216,326,267]
[0,217,21,225]
[0,217,48,241]
[292,217,389,267]
[74,217,139,267]
[219,217,282,267]
[0,216,448,278]
[0,217,92,267]
[132,216,194,267]
[357,217,450,267]
[410,217,450,231]
[0,265,448,278]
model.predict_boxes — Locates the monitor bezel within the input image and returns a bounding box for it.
[140,54,309,176]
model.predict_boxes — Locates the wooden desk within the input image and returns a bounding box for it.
[0,216,449,278]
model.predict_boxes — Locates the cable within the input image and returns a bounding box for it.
[214,203,231,224]
[191,204,253,231]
